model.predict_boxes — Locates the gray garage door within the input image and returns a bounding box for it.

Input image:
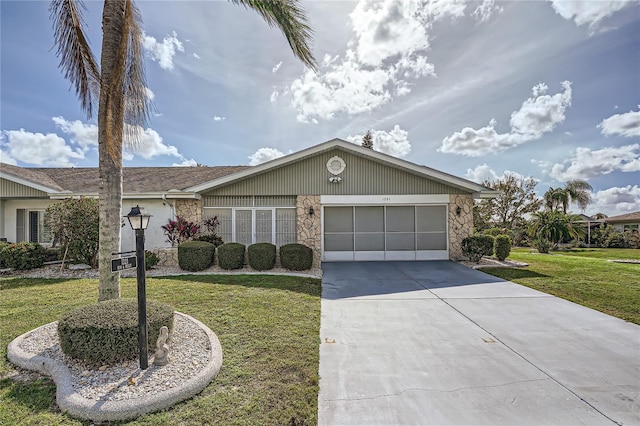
[323,205,448,261]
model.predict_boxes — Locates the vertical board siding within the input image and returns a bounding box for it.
[201,150,466,196]
[1,179,49,197]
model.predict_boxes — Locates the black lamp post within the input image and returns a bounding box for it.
[125,205,152,369]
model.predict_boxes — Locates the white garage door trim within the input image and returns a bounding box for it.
[321,196,449,261]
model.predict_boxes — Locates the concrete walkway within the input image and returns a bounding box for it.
[318,261,640,426]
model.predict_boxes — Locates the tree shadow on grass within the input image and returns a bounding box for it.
[0,278,75,291]
[152,274,322,298]
[483,268,550,280]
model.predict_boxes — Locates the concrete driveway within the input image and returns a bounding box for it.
[318,261,640,426]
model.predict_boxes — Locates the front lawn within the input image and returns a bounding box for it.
[483,248,640,324]
[0,274,321,425]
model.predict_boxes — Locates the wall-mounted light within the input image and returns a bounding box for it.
[456,206,462,216]
[309,206,315,216]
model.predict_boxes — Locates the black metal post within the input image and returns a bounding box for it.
[135,228,148,369]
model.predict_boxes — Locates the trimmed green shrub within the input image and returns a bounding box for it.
[494,235,511,261]
[533,238,551,253]
[46,198,99,267]
[482,227,516,244]
[145,250,159,270]
[280,243,313,271]
[478,234,495,257]
[461,235,494,263]
[58,299,174,364]
[218,242,246,270]
[248,243,276,270]
[0,241,10,268]
[1,242,47,270]
[605,232,625,248]
[178,240,215,271]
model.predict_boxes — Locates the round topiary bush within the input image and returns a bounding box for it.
[494,234,511,261]
[248,242,276,270]
[57,299,174,364]
[1,242,47,270]
[218,242,246,270]
[280,243,313,271]
[178,240,215,271]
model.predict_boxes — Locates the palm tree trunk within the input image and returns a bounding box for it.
[98,0,127,301]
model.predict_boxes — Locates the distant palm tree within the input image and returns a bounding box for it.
[544,179,593,213]
[529,210,585,252]
[51,0,316,301]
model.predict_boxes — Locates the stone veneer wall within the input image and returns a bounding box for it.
[296,195,321,268]
[174,199,202,224]
[154,247,178,267]
[448,194,474,260]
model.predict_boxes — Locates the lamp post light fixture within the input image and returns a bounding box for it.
[125,205,152,369]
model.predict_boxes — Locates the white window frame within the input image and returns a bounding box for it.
[204,207,296,246]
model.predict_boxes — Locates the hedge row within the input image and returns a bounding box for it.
[177,242,313,271]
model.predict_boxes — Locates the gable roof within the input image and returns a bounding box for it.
[604,211,640,223]
[1,163,248,198]
[187,138,497,198]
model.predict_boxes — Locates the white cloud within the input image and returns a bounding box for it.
[346,125,411,158]
[465,164,526,183]
[473,0,504,22]
[192,53,200,59]
[598,107,640,137]
[51,116,97,150]
[547,0,633,29]
[142,31,184,70]
[590,185,640,216]
[144,87,155,101]
[270,90,279,104]
[548,143,640,181]
[1,129,84,166]
[281,0,485,123]
[248,147,286,166]
[213,116,226,121]
[172,158,198,167]
[125,127,182,160]
[439,81,572,156]
[272,61,283,73]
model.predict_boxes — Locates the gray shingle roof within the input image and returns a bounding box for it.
[1,163,250,194]
[605,211,640,223]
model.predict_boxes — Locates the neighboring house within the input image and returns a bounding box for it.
[1,138,497,266]
[604,211,640,232]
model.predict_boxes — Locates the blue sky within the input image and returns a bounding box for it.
[1,0,639,217]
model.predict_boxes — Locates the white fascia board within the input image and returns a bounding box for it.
[474,191,500,199]
[321,194,450,204]
[1,172,63,194]
[49,192,200,200]
[186,138,492,195]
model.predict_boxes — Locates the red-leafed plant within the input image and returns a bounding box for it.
[162,216,201,247]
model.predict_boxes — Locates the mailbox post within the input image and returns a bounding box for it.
[125,205,152,369]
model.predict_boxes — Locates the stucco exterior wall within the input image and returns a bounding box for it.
[296,195,321,268]
[448,194,474,260]
[2,199,54,243]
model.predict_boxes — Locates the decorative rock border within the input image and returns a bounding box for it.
[7,312,222,423]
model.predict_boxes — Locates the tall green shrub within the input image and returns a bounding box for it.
[461,235,494,263]
[494,235,511,261]
[1,242,47,270]
[248,243,276,270]
[45,197,99,267]
[218,242,246,270]
[280,243,313,271]
[178,241,214,271]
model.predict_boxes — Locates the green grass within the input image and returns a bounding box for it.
[483,248,640,324]
[0,274,321,425]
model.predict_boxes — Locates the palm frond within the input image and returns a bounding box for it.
[50,0,100,118]
[231,0,317,71]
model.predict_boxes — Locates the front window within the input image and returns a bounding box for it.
[28,210,53,244]
[204,207,296,247]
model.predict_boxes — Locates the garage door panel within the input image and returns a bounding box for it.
[355,233,384,251]
[325,207,353,232]
[417,232,447,250]
[386,232,415,251]
[355,206,384,232]
[417,206,447,232]
[325,233,354,251]
[386,206,415,232]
